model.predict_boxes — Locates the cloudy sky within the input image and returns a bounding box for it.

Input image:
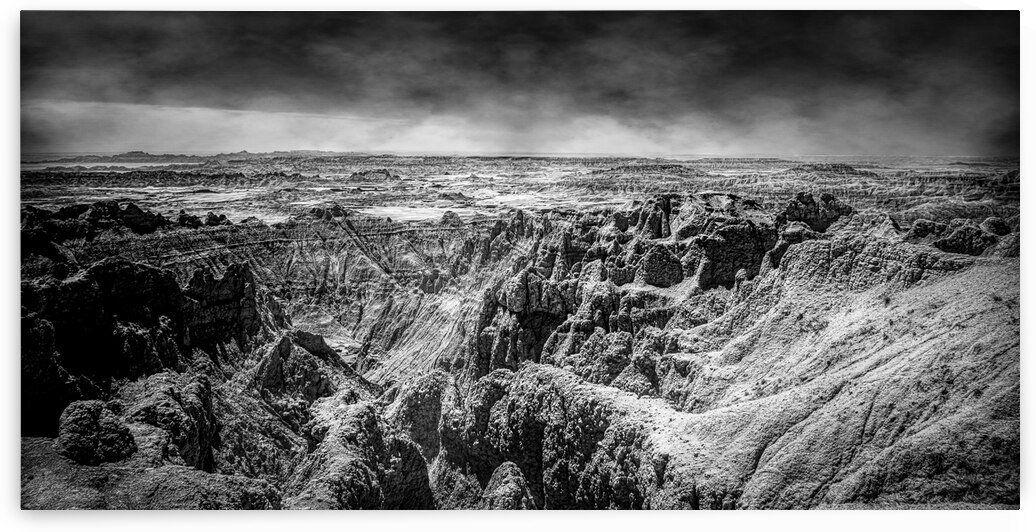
[21,11,1019,156]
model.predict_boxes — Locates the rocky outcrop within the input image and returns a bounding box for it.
[630,195,676,239]
[480,462,536,509]
[384,364,657,509]
[20,187,1019,510]
[123,372,219,471]
[348,168,401,181]
[906,218,1004,256]
[582,330,632,384]
[310,204,352,220]
[932,221,999,256]
[119,203,170,233]
[760,221,820,273]
[177,210,203,228]
[980,216,1011,236]
[21,250,392,509]
[611,352,659,397]
[254,335,336,403]
[204,212,233,226]
[57,401,136,465]
[85,200,171,234]
[441,210,464,227]
[496,267,569,316]
[21,311,96,436]
[390,260,1019,509]
[22,438,281,509]
[21,258,282,438]
[788,163,877,177]
[22,201,172,243]
[777,234,975,290]
[284,401,433,509]
[637,245,683,287]
[777,192,853,233]
[24,258,187,386]
[183,262,282,351]
[905,218,947,241]
[681,221,776,289]
[986,233,1020,258]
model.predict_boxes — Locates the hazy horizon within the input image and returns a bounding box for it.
[21,149,1020,161]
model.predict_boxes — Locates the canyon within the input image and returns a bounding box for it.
[20,154,1020,509]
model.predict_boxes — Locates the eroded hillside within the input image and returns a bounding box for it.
[20,156,1019,509]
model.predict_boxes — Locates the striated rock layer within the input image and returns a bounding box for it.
[21,190,1018,509]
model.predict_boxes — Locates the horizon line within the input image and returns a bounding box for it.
[21,149,1021,160]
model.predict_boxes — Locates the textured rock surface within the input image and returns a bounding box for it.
[123,372,219,470]
[20,185,1018,509]
[932,221,999,256]
[638,245,683,287]
[57,401,136,465]
[481,462,536,509]
[284,401,434,509]
[778,192,854,232]
[22,438,281,509]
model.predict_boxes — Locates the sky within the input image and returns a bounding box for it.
[21,11,1020,156]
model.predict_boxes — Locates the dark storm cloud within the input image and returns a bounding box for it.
[21,11,1019,155]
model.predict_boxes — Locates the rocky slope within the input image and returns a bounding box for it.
[20,189,1019,509]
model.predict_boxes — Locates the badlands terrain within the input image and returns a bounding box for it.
[20,152,1019,509]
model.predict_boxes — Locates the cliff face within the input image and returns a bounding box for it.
[20,191,1019,509]
[376,193,1017,509]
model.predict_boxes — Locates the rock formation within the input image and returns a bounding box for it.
[20,185,1019,509]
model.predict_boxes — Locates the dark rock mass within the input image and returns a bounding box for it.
[57,400,137,465]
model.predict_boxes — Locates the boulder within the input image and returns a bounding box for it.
[57,400,136,465]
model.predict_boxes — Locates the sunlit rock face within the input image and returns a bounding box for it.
[20,156,1019,509]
